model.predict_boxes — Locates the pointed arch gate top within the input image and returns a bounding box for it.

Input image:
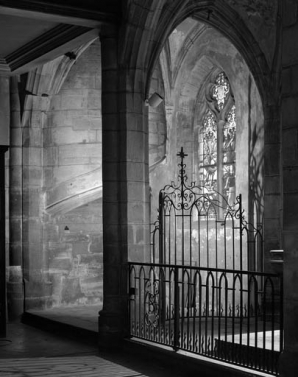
[151,147,263,273]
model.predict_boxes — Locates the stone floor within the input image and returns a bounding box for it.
[0,306,277,376]
[27,305,99,332]
[0,322,184,377]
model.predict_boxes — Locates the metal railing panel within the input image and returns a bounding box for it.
[129,262,283,375]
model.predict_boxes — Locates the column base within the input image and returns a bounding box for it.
[279,348,298,377]
[7,266,24,321]
[98,309,127,351]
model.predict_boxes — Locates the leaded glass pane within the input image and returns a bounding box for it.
[200,109,217,191]
[223,105,236,206]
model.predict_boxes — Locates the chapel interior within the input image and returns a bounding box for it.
[0,1,297,376]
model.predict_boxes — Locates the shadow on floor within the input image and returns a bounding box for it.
[0,322,185,377]
[0,307,270,377]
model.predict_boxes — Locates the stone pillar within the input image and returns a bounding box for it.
[99,26,150,349]
[279,0,298,375]
[98,28,127,349]
[7,77,24,320]
[0,76,9,336]
[0,146,8,336]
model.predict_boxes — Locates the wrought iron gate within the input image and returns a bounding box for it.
[129,148,283,375]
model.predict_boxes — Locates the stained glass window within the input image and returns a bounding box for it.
[211,72,230,110]
[200,109,217,191]
[223,105,236,206]
[199,72,236,207]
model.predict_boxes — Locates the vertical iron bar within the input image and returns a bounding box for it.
[218,274,222,359]
[193,272,198,353]
[205,273,209,355]
[168,210,171,265]
[128,265,131,336]
[224,275,229,362]
[224,218,227,270]
[190,212,192,267]
[254,276,258,369]
[158,266,161,344]
[207,216,209,268]
[239,275,243,365]
[159,192,164,264]
[279,274,284,362]
[263,279,267,372]
[232,275,236,363]
[174,266,180,350]
[271,279,275,374]
[247,277,252,367]
[211,272,215,356]
[169,268,173,346]
[239,194,243,271]
[139,271,143,339]
[232,215,235,270]
[186,269,191,350]
[175,210,177,265]
[215,218,219,320]
[198,272,202,354]
[198,210,201,267]
[181,269,185,349]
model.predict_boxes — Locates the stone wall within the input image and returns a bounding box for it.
[148,62,166,169]
[44,40,103,308]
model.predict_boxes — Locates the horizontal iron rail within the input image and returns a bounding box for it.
[128,262,281,278]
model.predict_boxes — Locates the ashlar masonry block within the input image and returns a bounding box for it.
[282,97,298,129]
[264,194,281,218]
[283,23,298,67]
[283,128,298,164]
[284,193,298,230]
[127,131,147,163]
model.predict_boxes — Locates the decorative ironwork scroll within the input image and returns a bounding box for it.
[145,279,160,327]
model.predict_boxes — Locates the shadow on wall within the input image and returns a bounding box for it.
[248,75,264,230]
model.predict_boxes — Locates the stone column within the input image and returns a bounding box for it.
[0,75,9,335]
[279,0,298,375]
[99,26,150,349]
[7,77,24,320]
[98,27,127,348]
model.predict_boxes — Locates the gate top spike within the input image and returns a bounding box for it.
[177,147,188,160]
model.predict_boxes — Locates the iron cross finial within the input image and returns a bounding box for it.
[177,147,188,159]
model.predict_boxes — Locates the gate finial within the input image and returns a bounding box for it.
[177,147,188,160]
[177,147,188,187]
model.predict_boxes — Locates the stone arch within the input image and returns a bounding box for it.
[141,1,281,264]
[143,1,278,112]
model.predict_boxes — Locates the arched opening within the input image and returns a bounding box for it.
[148,17,264,240]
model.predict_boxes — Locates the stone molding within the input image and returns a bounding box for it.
[46,168,102,216]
